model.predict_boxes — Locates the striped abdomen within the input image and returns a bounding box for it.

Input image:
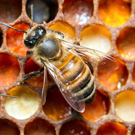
[57,52,96,103]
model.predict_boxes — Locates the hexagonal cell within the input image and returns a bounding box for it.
[80,25,112,53]
[0,0,21,23]
[0,119,20,135]
[114,90,135,122]
[6,23,30,56]
[81,90,110,122]
[62,0,93,25]
[0,53,20,87]
[5,86,39,120]
[49,21,76,42]
[60,119,91,135]
[24,59,44,87]
[116,27,135,60]
[26,0,58,24]
[43,86,73,121]
[96,122,127,135]
[24,118,55,135]
[98,58,128,90]
[98,0,131,27]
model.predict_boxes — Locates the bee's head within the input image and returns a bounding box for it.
[24,26,46,49]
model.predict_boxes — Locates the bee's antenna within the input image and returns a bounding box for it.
[1,23,27,34]
[0,94,18,98]
[30,4,33,29]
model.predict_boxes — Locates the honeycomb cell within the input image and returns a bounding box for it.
[26,0,58,24]
[0,119,20,135]
[116,27,135,60]
[80,25,112,53]
[96,122,127,135]
[24,118,55,135]
[0,0,21,23]
[63,0,93,25]
[43,86,73,121]
[98,0,131,27]
[0,53,20,87]
[24,59,44,87]
[81,90,110,122]
[114,90,135,122]
[98,58,128,90]
[49,21,76,43]
[5,86,39,120]
[132,65,135,83]
[6,23,30,56]
[131,127,135,135]
[60,119,91,135]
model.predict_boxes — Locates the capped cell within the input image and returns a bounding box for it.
[5,86,39,120]
[49,21,76,43]
[116,27,135,60]
[0,0,21,23]
[98,0,131,27]
[96,122,127,135]
[0,53,20,87]
[43,86,73,121]
[60,119,91,135]
[63,0,93,25]
[81,90,110,122]
[98,58,128,90]
[6,23,30,56]
[115,90,135,122]
[24,118,55,135]
[0,119,20,135]
[80,25,112,53]
[26,0,58,24]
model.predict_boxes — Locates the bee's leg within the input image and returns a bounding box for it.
[22,67,44,82]
[26,51,33,56]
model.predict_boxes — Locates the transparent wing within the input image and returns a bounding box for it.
[44,61,85,113]
[41,66,48,105]
[59,39,119,73]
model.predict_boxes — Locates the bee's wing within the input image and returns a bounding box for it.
[44,61,85,113]
[41,66,48,105]
[60,39,118,73]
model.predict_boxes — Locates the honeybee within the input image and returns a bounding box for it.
[1,6,118,112]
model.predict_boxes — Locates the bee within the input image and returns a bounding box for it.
[1,6,118,112]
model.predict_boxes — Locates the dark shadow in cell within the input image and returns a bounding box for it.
[0,119,20,135]
[0,0,21,23]
[24,118,55,135]
[0,31,3,47]
[26,0,58,24]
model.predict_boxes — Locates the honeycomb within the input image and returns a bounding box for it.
[0,0,134,134]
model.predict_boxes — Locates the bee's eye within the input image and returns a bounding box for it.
[24,26,46,48]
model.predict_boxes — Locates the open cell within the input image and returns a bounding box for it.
[116,27,135,60]
[115,90,135,122]
[0,30,3,47]
[96,122,127,135]
[0,0,21,23]
[0,53,20,87]
[81,90,110,122]
[43,86,73,121]
[0,119,20,135]
[6,23,30,56]
[26,0,58,24]
[63,0,93,25]
[5,86,39,120]
[98,58,128,90]
[98,0,131,27]
[49,21,76,43]
[80,25,112,53]
[25,59,44,87]
[131,127,135,135]
[24,118,55,135]
[60,119,91,135]
[132,65,135,83]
